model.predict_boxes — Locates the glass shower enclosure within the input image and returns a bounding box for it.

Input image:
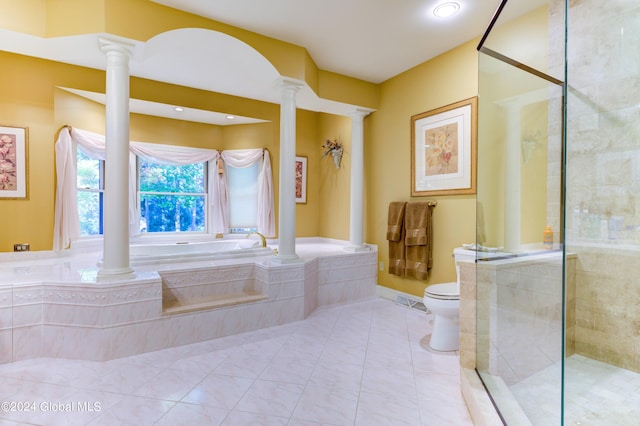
[476,0,640,424]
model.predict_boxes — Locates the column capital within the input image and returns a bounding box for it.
[349,108,374,120]
[273,77,305,94]
[98,36,135,58]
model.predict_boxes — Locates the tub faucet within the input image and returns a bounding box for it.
[247,231,267,247]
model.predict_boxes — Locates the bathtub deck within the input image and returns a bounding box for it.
[0,238,378,363]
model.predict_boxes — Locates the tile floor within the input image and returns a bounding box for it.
[509,354,640,425]
[0,297,472,426]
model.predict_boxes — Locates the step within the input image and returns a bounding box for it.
[162,291,268,315]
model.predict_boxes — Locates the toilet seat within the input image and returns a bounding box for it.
[424,282,459,301]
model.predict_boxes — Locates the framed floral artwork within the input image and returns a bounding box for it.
[295,156,307,203]
[0,125,29,199]
[411,97,477,196]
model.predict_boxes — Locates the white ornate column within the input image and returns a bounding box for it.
[98,37,135,278]
[345,108,372,252]
[274,78,303,263]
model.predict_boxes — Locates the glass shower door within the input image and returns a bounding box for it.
[475,0,567,424]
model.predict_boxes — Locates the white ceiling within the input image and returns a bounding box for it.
[1,0,546,125]
[152,0,546,83]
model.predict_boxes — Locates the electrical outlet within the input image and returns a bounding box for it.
[13,243,30,252]
[379,261,384,271]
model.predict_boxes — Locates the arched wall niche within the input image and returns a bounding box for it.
[138,27,281,108]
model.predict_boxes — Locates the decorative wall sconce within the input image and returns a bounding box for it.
[322,138,343,169]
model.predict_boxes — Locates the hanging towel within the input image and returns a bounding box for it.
[387,202,407,276]
[405,202,433,279]
[387,202,406,241]
[404,202,429,246]
[405,249,429,279]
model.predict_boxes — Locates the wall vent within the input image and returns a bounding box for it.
[395,295,428,313]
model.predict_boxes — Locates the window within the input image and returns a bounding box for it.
[76,149,104,236]
[72,141,269,239]
[138,160,206,233]
[226,162,259,233]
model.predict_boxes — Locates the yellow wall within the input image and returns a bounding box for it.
[366,40,479,296]
[0,0,46,35]
[318,71,379,110]
[317,113,352,239]
[520,101,548,244]
[477,7,550,247]
[476,64,505,247]
[0,0,377,109]
[0,52,106,252]
[482,6,550,74]
[293,110,320,237]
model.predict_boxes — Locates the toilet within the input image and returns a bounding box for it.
[423,247,476,351]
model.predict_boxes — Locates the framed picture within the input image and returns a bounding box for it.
[411,97,477,196]
[0,125,29,199]
[295,156,307,203]
[296,157,307,203]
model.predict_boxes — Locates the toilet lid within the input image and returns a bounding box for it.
[424,282,459,300]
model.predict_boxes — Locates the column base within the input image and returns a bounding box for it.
[344,244,371,253]
[270,254,302,264]
[97,267,136,281]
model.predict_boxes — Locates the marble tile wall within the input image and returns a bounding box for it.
[572,245,640,372]
[473,253,573,386]
[459,252,576,423]
[458,260,477,371]
[0,284,13,364]
[560,0,640,372]
[317,251,377,306]
[11,284,44,361]
[303,258,318,317]
[0,249,377,364]
[161,264,258,306]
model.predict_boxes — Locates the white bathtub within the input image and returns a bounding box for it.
[128,239,273,265]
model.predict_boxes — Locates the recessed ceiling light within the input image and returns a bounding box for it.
[226,115,235,120]
[433,2,460,18]
[174,107,184,112]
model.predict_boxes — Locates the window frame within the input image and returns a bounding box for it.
[73,145,267,240]
[137,157,209,234]
[76,147,105,236]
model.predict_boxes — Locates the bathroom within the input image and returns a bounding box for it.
[1,0,638,424]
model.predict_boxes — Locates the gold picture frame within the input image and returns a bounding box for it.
[0,125,29,199]
[295,156,307,203]
[411,97,477,196]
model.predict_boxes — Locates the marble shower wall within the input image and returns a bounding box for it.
[560,0,640,371]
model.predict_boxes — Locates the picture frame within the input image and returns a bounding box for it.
[295,156,307,203]
[0,125,29,199]
[411,97,477,196]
